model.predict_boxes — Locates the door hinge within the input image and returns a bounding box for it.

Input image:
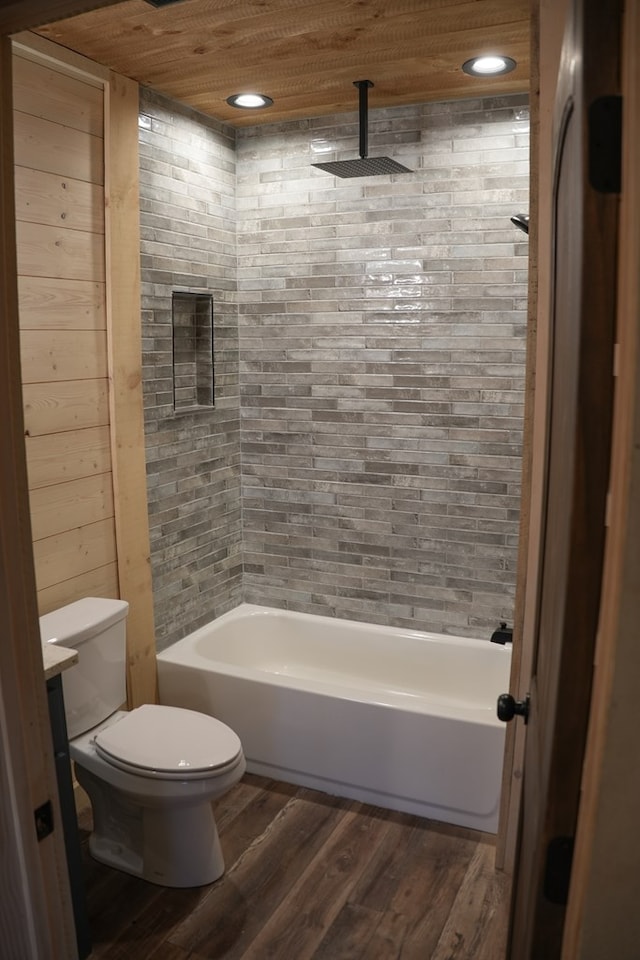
[543,835,574,904]
[34,800,54,842]
[588,95,622,193]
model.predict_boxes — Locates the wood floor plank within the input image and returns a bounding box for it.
[393,831,478,917]
[429,841,510,960]
[214,776,299,872]
[132,945,192,960]
[349,820,482,959]
[212,773,273,834]
[240,802,395,960]
[85,871,163,955]
[364,819,477,916]
[89,885,204,960]
[94,881,203,960]
[76,777,510,960]
[351,907,416,960]
[349,810,439,911]
[169,788,353,959]
[311,902,384,960]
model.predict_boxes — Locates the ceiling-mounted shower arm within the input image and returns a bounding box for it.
[355,80,374,160]
[311,79,411,177]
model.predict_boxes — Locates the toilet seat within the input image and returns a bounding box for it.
[93,704,243,780]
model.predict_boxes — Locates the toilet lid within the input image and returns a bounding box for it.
[94,704,242,776]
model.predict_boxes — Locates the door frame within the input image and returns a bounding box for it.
[562,0,640,953]
[2,1,638,956]
[501,0,640,955]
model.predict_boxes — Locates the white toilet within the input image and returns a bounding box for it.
[40,597,246,888]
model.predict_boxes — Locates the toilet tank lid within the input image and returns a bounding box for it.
[40,597,129,648]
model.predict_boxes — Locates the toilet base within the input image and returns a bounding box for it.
[76,764,226,887]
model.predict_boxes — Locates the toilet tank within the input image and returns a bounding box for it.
[40,597,129,739]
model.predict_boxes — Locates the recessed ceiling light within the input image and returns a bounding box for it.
[462,56,517,77]
[226,93,274,109]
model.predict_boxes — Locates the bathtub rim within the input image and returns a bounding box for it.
[157,603,510,726]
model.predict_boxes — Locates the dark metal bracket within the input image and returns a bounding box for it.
[589,95,622,193]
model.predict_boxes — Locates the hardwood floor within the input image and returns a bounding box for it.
[81,774,510,960]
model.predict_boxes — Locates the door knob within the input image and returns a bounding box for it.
[497,693,530,724]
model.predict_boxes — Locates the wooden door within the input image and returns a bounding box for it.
[507,0,622,956]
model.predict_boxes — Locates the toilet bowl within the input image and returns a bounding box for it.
[41,598,246,887]
[73,705,246,886]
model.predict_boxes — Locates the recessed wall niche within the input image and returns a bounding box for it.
[171,291,214,411]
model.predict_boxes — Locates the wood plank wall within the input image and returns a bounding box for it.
[13,51,119,613]
[0,35,78,959]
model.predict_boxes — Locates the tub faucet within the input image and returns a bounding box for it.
[490,622,513,645]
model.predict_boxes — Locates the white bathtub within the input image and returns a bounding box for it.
[156,604,511,832]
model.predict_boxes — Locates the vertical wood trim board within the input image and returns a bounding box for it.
[105,70,157,707]
[497,0,574,883]
[495,0,540,875]
[0,34,77,960]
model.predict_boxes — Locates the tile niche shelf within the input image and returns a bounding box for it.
[172,291,215,411]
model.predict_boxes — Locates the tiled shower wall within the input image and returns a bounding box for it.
[236,95,529,636]
[140,90,529,646]
[139,89,241,650]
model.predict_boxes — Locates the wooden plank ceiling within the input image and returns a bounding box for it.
[32,0,530,126]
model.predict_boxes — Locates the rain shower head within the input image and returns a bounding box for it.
[312,81,413,178]
[313,155,411,177]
